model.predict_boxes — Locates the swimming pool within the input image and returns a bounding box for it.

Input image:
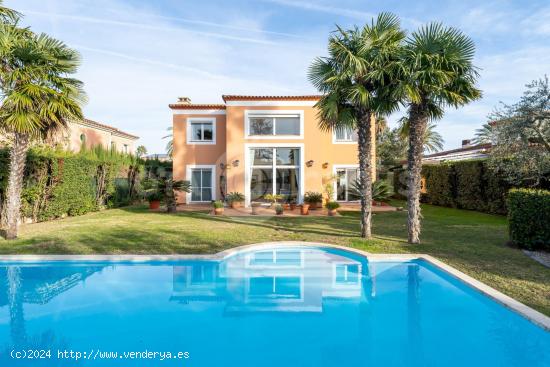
[0,245,548,366]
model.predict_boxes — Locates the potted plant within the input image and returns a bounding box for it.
[289,198,297,211]
[226,192,245,209]
[275,203,284,215]
[300,203,310,215]
[147,191,163,210]
[304,191,323,209]
[212,200,224,215]
[282,196,291,210]
[251,202,262,215]
[325,201,340,216]
[264,193,283,206]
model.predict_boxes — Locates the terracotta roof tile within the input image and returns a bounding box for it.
[222,95,321,102]
[168,103,226,109]
[80,118,139,140]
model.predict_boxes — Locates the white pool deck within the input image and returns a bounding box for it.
[0,241,548,331]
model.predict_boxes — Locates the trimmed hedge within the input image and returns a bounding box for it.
[0,147,142,223]
[393,160,510,214]
[507,189,550,250]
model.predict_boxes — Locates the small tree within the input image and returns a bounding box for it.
[476,76,550,187]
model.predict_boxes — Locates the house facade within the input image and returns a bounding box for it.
[170,95,376,206]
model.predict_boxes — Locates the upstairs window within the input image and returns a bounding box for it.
[246,111,302,138]
[187,118,216,144]
[334,127,358,143]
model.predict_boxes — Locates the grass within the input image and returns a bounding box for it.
[1,202,549,316]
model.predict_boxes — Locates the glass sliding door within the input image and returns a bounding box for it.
[249,147,300,203]
[190,168,213,202]
[336,168,359,202]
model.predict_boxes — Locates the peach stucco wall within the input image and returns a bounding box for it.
[172,104,376,204]
[63,124,137,153]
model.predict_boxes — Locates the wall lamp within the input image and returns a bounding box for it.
[232,159,240,167]
[306,160,314,167]
[322,162,329,169]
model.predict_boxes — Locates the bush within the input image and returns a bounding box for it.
[0,146,142,223]
[212,200,224,209]
[304,191,323,204]
[325,201,340,210]
[226,192,245,203]
[507,189,550,250]
[274,203,284,214]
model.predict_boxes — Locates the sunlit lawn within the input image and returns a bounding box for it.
[1,202,549,316]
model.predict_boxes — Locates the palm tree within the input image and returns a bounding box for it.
[309,13,405,238]
[400,23,481,244]
[0,14,86,239]
[397,117,444,153]
[163,126,173,158]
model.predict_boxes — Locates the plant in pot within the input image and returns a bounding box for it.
[226,192,245,209]
[212,200,224,215]
[274,203,284,215]
[282,196,291,210]
[325,201,340,216]
[264,193,283,206]
[304,191,323,210]
[146,191,163,210]
[300,202,310,215]
[289,198,297,211]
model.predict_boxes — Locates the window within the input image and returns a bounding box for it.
[249,147,300,202]
[334,263,361,285]
[80,133,86,142]
[189,167,213,202]
[246,111,302,138]
[123,144,128,153]
[334,126,358,143]
[335,167,360,202]
[187,118,215,144]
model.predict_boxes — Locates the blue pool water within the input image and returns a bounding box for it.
[0,246,549,366]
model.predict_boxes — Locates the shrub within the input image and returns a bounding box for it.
[507,189,550,250]
[423,164,454,207]
[274,204,284,214]
[226,192,245,203]
[304,191,323,204]
[212,200,224,209]
[325,201,340,210]
[263,193,283,204]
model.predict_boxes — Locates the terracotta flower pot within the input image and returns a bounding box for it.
[290,203,296,211]
[283,203,291,210]
[214,207,224,215]
[300,204,310,215]
[149,200,160,210]
[251,204,261,215]
[328,209,338,216]
[230,201,242,209]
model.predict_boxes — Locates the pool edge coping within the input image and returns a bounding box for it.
[0,240,548,331]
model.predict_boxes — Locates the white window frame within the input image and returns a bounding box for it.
[332,261,362,288]
[333,164,360,202]
[244,143,305,207]
[244,110,304,139]
[186,117,216,145]
[185,164,217,203]
[332,126,358,144]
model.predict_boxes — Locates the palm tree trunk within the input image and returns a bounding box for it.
[357,112,374,238]
[406,104,428,244]
[2,133,29,240]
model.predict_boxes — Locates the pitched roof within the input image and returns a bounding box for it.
[222,95,321,102]
[78,119,139,140]
[168,103,226,110]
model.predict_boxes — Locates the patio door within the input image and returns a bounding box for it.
[249,148,300,203]
[190,168,213,202]
[336,168,359,202]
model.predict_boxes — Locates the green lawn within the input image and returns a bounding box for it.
[1,203,549,316]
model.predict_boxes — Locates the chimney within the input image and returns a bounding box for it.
[462,139,471,147]
[177,96,191,104]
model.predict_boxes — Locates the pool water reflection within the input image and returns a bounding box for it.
[0,246,548,366]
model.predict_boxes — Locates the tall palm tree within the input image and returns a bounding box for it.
[309,13,405,238]
[0,16,86,239]
[400,23,481,244]
[397,117,444,153]
[163,126,173,158]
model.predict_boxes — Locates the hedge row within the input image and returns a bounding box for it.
[0,147,141,223]
[507,189,550,250]
[393,160,510,214]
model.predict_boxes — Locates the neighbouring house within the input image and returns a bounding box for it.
[422,139,491,164]
[0,118,139,154]
[60,118,139,154]
[144,153,171,162]
[170,95,376,206]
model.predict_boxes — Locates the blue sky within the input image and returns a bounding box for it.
[9,0,550,153]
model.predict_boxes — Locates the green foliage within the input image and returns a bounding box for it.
[417,160,510,214]
[274,204,284,214]
[325,201,340,210]
[226,192,245,203]
[304,192,323,204]
[349,180,392,202]
[0,147,142,222]
[263,193,284,204]
[507,189,550,250]
[212,200,224,209]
